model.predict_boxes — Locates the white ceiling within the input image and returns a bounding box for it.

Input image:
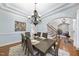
[6,3,65,15]
[0,3,79,19]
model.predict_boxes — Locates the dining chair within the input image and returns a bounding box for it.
[25,32,31,37]
[25,36,40,56]
[48,39,61,56]
[21,33,26,50]
[42,33,48,38]
[36,32,41,37]
[54,39,61,56]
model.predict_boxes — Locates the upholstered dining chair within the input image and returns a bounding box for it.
[54,39,61,56]
[48,39,61,56]
[42,33,48,38]
[25,36,40,56]
[25,32,31,37]
[25,36,34,55]
[21,33,26,50]
[36,32,41,37]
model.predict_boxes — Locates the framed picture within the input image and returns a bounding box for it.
[15,21,26,31]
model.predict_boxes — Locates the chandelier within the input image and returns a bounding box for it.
[28,3,41,26]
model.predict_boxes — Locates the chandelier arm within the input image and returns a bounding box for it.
[28,2,41,26]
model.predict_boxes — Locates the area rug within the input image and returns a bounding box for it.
[9,44,70,56]
[9,44,52,56]
[9,44,25,56]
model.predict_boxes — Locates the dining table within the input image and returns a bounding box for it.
[31,37,56,56]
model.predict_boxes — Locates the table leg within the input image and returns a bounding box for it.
[40,52,45,56]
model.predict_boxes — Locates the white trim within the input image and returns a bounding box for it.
[0,31,26,35]
[0,40,21,47]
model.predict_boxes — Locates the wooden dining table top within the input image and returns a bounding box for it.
[32,38,55,54]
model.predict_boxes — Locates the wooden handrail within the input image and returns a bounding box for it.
[47,24,57,33]
[47,24,58,40]
[50,24,57,31]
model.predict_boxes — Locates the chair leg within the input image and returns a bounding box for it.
[25,48,30,56]
[28,50,29,56]
[25,48,27,55]
[36,52,40,56]
[22,43,25,50]
[24,46,28,55]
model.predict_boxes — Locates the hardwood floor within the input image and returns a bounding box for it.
[76,50,79,56]
[0,42,21,56]
[0,39,78,56]
[59,39,77,56]
[0,47,9,56]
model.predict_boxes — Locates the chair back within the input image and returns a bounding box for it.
[25,36,34,55]
[42,33,48,38]
[25,32,30,37]
[21,33,25,44]
[37,32,41,37]
[21,33,27,51]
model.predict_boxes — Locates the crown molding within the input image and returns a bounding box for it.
[41,3,79,19]
[41,3,69,17]
[0,3,68,19]
[6,3,67,19]
[3,4,29,16]
[0,3,79,20]
[0,4,27,18]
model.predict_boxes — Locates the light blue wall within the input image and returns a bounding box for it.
[0,9,29,46]
[0,33,21,46]
[0,9,29,33]
[0,10,14,33]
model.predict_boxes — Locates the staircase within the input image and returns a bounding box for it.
[47,24,57,37]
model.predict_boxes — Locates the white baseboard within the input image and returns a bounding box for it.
[0,40,21,47]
